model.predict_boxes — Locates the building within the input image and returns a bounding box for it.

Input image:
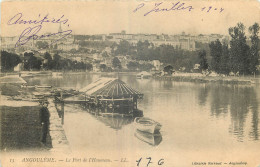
[57,44,79,51]
[153,60,161,71]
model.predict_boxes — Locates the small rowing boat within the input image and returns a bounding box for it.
[134,117,162,134]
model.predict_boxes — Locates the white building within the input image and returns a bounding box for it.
[153,60,161,71]
[57,44,79,51]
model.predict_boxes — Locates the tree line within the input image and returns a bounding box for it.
[113,40,199,72]
[199,22,259,75]
[1,51,93,72]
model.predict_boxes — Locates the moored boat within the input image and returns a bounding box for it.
[134,117,162,134]
[136,71,152,79]
[35,85,52,88]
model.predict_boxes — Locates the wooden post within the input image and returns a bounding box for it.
[61,101,64,125]
[134,97,137,109]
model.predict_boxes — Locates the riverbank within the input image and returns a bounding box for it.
[0,103,52,151]
[0,84,70,152]
[154,75,260,85]
[48,99,70,153]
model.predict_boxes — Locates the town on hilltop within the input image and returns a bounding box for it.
[1,22,259,77]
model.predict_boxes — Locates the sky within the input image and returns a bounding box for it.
[1,0,260,37]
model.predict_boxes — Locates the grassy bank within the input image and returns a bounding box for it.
[154,75,260,85]
[0,106,52,151]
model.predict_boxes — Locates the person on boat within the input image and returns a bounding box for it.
[39,100,50,146]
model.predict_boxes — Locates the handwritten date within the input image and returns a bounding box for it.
[133,1,224,16]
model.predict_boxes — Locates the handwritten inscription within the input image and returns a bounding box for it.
[7,13,72,48]
[136,157,164,167]
[133,1,224,16]
[8,13,69,26]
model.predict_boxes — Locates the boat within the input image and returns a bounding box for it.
[35,85,52,88]
[136,71,152,79]
[134,129,162,146]
[134,117,162,134]
[52,72,63,77]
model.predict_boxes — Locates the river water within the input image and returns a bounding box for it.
[23,73,260,165]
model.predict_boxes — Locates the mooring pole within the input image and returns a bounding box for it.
[61,101,64,125]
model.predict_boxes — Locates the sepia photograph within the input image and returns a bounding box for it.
[0,0,260,166]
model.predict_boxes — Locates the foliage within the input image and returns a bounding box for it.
[23,52,42,70]
[198,50,208,72]
[112,57,122,69]
[127,61,139,70]
[248,23,260,74]
[43,52,52,70]
[1,51,21,72]
[114,40,136,56]
[99,64,107,72]
[228,23,250,75]
[163,65,174,75]
[209,40,222,73]
[35,41,49,49]
[207,22,259,76]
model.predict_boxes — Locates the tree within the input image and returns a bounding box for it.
[99,64,107,72]
[229,23,250,75]
[35,41,49,49]
[136,40,151,60]
[1,51,21,72]
[112,57,122,69]
[85,63,93,71]
[24,52,42,70]
[102,51,109,57]
[115,40,130,55]
[163,65,174,75]
[249,23,260,74]
[69,48,77,54]
[209,40,222,73]
[198,50,208,72]
[127,61,139,71]
[43,52,53,70]
[219,43,230,75]
[53,54,62,70]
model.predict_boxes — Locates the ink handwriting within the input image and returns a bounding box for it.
[15,25,72,48]
[7,13,72,48]
[133,1,224,16]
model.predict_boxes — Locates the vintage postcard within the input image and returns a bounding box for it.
[1,0,260,166]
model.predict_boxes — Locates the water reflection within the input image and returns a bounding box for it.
[22,73,260,150]
[134,130,162,146]
[203,85,259,142]
[198,84,209,106]
[95,114,133,130]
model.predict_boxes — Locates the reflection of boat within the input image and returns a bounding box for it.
[100,113,132,117]
[134,117,162,134]
[135,130,162,146]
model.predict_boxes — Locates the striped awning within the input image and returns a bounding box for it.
[80,77,143,98]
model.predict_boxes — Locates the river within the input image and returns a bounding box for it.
[16,73,260,165]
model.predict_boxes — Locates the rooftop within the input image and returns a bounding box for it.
[80,77,143,99]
